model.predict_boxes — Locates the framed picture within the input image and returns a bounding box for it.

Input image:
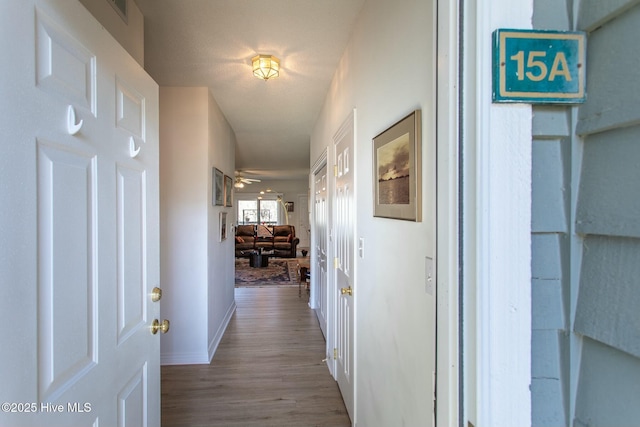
[219,212,227,241]
[373,110,422,221]
[107,0,127,23]
[224,175,233,207]
[212,167,224,206]
[285,201,294,212]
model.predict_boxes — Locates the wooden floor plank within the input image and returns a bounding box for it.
[161,287,351,427]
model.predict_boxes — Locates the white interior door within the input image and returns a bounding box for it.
[314,165,329,338]
[0,1,161,426]
[334,111,356,420]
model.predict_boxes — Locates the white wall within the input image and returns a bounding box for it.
[206,90,237,360]
[160,87,236,364]
[311,0,437,424]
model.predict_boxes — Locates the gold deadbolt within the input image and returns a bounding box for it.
[340,286,353,296]
[151,287,162,302]
[151,319,170,335]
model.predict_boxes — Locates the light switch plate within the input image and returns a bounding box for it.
[358,237,365,258]
[425,256,434,295]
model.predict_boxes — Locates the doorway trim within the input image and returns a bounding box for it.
[458,0,533,426]
[435,0,461,425]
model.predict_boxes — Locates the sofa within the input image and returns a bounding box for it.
[234,225,257,255]
[234,224,300,258]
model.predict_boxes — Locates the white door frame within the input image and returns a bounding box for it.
[435,0,532,426]
[457,1,533,426]
[435,0,461,425]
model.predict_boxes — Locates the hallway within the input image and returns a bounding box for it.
[161,287,350,426]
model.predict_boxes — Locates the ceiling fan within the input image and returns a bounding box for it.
[234,175,261,188]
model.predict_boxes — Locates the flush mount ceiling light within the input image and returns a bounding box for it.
[252,54,280,80]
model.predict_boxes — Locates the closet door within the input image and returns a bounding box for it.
[333,111,355,420]
[313,164,329,338]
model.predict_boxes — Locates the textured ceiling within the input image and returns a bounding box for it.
[134,0,365,181]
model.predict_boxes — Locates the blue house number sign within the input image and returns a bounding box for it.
[493,29,586,103]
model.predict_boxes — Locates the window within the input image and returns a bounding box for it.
[237,197,280,225]
[238,200,257,224]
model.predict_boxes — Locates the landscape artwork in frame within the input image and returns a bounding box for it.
[213,167,224,206]
[224,175,233,207]
[373,110,422,221]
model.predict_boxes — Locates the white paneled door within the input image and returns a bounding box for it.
[334,111,356,421]
[0,1,161,426]
[314,165,329,338]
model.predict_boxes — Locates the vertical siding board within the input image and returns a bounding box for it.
[531,378,567,427]
[532,140,568,233]
[531,3,573,426]
[531,119,571,426]
[533,0,571,30]
[531,138,571,427]
[532,279,565,330]
[532,330,563,378]
[532,108,571,138]
[531,234,564,280]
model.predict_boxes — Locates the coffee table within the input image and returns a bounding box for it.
[249,250,269,268]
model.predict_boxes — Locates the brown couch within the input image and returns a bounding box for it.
[234,225,257,255]
[235,224,300,258]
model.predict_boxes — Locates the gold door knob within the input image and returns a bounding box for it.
[151,319,170,335]
[340,286,353,296]
[151,287,162,302]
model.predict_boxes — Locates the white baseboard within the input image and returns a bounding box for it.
[160,300,237,366]
[161,352,209,366]
[208,300,237,363]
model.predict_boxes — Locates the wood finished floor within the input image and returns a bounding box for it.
[161,287,351,427]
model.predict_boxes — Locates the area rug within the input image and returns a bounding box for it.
[235,258,299,287]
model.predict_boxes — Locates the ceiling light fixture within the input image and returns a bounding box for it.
[252,54,280,80]
[235,175,260,188]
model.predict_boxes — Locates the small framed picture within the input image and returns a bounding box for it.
[107,0,127,23]
[224,175,233,207]
[373,110,421,221]
[212,168,224,206]
[219,212,227,241]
